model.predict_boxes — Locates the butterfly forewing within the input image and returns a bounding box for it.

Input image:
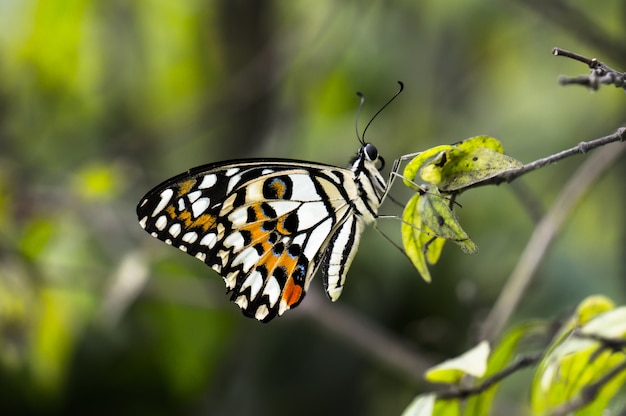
[137,157,380,322]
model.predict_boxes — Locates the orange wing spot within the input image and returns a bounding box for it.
[275,213,296,235]
[177,179,197,197]
[282,277,303,307]
[259,249,281,272]
[192,213,217,231]
[266,250,303,307]
[165,206,216,231]
[271,180,286,198]
[278,251,299,275]
[241,222,268,245]
[165,206,179,219]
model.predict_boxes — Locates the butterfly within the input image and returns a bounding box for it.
[137,84,402,322]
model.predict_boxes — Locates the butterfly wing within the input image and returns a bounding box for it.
[137,159,359,322]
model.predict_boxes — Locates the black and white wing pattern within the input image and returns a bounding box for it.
[137,143,387,322]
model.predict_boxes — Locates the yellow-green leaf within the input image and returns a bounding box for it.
[418,188,478,254]
[437,147,523,191]
[402,145,457,188]
[531,303,626,414]
[432,398,461,416]
[400,136,522,191]
[454,135,505,153]
[425,341,490,384]
[402,193,441,283]
[574,295,615,326]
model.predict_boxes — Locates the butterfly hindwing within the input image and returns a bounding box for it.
[138,159,363,322]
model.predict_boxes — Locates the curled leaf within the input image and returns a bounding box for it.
[401,193,444,283]
[401,187,477,282]
[401,136,523,192]
[403,145,456,189]
[418,187,478,254]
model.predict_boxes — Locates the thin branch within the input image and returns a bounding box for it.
[467,128,626,189]
[574,330,626,352]
[552,47,626,91]
[436,353,542,400]
[479,137,626,342]
[550,359,626,416]
[552,47,596,66]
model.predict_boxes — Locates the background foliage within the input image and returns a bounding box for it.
[0,0,624,415]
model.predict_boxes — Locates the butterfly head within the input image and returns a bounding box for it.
[348,142,387,213]
[363,142,384,170]
[352,142,385,171]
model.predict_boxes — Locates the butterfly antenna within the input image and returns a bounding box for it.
[355,91,367,145]
[361,81,404,142]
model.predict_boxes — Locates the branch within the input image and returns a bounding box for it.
[550,359,626,416]
[552,48,626,91]
[469,128,626,189]
[574,330,626,353]
[479,135,626,342]
[436,353,542,400]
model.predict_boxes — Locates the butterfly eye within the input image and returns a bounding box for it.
[364,143,378,161]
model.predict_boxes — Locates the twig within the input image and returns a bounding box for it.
[468,128,626,189]
[436,353,542,400]
[574,330,626,353]
[551,48,596,66]
[479,137,626,342]
[552,48,626,91]
[550,359,626,416]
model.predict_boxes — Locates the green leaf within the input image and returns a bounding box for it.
[401,188,477,282]
[417,187,478,254]
[574,295,615,326]
[579,306,626,339]
[432,398,461,416]
[530,301,626,414]
[403,145,457,189]
[436,146,523,191]
[547,295,616,351]
[454,135,505,153]
[425,341,490,384]
[401,193,446,283]
[401,136,523,191]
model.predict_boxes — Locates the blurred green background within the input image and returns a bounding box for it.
[0,0,624,415]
